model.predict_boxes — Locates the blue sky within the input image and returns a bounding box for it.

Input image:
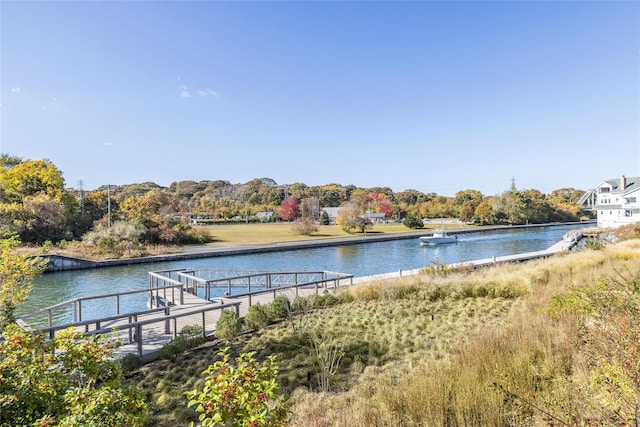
[1,1,638,196]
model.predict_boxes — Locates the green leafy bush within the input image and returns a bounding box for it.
[0,325,147,427]
[181,324,205,348]
[215,309,241,340]
[290,296,310,313]
[244,303,271,329]
[268,295,290,321]
[402,216,424,229]
[186,348,289,427]
[160,325,205,361]
[120,353,142,375]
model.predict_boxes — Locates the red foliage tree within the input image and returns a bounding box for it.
[379,200,393,218]
[279,196,299,222]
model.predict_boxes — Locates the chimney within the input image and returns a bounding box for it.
[620,175,627,190]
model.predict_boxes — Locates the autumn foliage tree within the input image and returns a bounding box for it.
[335,203,359,233]
[279,196,299,222]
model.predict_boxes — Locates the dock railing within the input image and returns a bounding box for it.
[38,300,241,358]
[229,273,354,307]
[18,284,186,328]
[18,269,353,359]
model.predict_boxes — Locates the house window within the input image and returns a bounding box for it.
[625,210,632,217]
[626,197,637,204]
[599,188,610,193]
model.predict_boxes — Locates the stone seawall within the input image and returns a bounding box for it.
[39,221,594,272]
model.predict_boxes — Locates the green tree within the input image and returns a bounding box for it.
[0,325,147,426]
[402,216,423,229]
[186,348,289,427]
[319,210,330,225]
[0,236,47,330]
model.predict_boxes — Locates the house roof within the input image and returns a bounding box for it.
[255,211,274,218]
[599,176,640,194]
[363,212,386,218]
[322,207,342,217]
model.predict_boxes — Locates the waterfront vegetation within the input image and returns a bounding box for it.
[1,154,589,260]
[4,153,639,426]
[127,236,640,426]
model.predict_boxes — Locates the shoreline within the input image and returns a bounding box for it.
[41,221,594,272]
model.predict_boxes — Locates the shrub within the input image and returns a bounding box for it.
[309,292,339,308]
[120,353,142,375]
[584,237,605,251]
[290,296,310,313]
[215,309,241,341]
[160,336,189,361]
[268,295,290,321]
[160,325,205,361]
[180,324,205,348]
[244,303,271,330]
[186,348,289,427]
[292,218,319,236]
[0,325,147,427]
[402,216,424,229]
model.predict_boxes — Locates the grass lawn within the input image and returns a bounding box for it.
[200,221,469,246]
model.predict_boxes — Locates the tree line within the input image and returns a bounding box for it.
[0,154,590,247]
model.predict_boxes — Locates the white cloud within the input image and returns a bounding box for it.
[180,85,191,98]
[104,142,113,147]
[178,79,220,99]
[10,87,21,93]
[198,89,220,98]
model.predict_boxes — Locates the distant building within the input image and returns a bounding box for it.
[321,207,342,224]
[592,175,640,228]
[255,211,275,222]
[363,212,387,224]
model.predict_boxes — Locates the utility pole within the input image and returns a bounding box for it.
[107,184,111,228]
[78,180,85,216]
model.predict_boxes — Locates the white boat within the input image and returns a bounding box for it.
[419,229,458,245]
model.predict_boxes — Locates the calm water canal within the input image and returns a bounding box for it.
[18,224,589,324]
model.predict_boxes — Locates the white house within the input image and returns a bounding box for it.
[594,175,640,228]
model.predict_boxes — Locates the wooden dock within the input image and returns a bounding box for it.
[19,270,354,362]
[19,229,583,361]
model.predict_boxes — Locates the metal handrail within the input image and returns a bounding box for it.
[19,284,185,326]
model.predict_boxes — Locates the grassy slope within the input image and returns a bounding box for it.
[129,239,640,426]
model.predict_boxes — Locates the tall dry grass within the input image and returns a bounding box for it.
[288,241,640,426]
[131,240,640,426]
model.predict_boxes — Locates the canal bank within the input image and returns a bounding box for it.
[41,222,594,272]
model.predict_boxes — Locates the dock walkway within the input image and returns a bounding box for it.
[20,229,583,361]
